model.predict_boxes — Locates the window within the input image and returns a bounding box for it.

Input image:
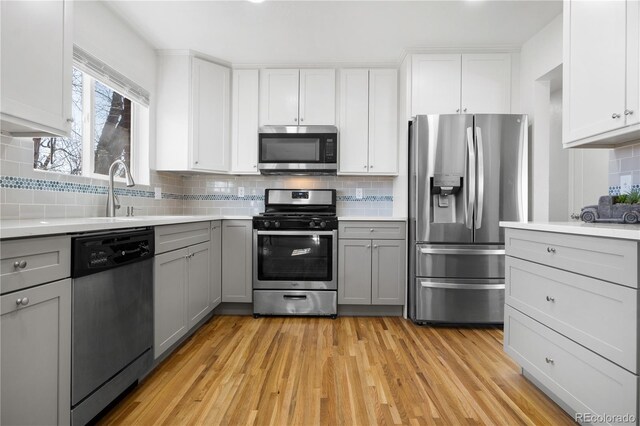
[34,68,138,180]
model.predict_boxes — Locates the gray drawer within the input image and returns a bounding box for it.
[339,221,406,240]
[505,228,638,288]
[155,222,210,254]
[253,290,337,316]
[1,236,71,294]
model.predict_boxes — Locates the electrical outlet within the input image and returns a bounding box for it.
[356,188,363,200]
[238,187,245,198]
[621,175,633,193]
[154,187,162,200]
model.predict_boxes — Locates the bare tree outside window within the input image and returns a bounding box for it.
[93,81,131,177]
[33,68,83,174]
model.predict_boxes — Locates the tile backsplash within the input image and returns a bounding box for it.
[1,136,395,220]
[609,143,640,195]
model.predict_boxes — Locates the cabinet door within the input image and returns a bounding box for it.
[339,69,370,173]
[231,69,260,174]
[0,0,72,136]
[222,220,252,303]
[299,69,336,125]
[368,69,398,174]
[187,242,211,329]
[338,239,372,305]
[191,58,230,172]
[210,221,222,309]
[411,54,461,115]
[626,0,640,127]
[371,240,405,305]
[154,248,188,359]
[564,0,627,142]
[1,279,71,426]
[260,69,300,125]
[461,54,511,114]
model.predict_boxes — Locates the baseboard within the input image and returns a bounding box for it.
[213,302,253,315]
[338,305,404,316]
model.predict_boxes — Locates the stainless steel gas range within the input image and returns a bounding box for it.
[252,189,338,317]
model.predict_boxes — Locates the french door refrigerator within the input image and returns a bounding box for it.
[408,114,528,324]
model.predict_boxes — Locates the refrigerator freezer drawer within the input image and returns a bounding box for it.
[415,245,504,278]
[253,290,337,316]
[414,278,504,324]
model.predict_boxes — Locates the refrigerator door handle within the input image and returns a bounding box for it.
[475,126,485,229]
[419,247,505,255]
[465,127,476,230]
[419,281,505,291]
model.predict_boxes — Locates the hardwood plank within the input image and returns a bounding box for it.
[98,316,575,426]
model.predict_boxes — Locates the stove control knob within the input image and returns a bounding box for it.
[263,221,270,228]
[274,221,280,229]
[320,221,327,229]
[309,221,316,228]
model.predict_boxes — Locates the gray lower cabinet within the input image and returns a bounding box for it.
[339,238,406,305]
[222,220,252,303]
[1,278,71,426]
[210,221,222,309]
[154,241,211,359]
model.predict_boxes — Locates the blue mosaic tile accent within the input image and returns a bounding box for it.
[0,175,181,200]
[182,194,265,201]
[609,185,640,195]
[337,195,393,202]
[1,175,395,203]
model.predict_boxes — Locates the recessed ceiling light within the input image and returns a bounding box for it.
[248,0,265,3]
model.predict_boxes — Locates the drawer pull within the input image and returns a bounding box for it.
[283,295,307,300]
[370,228,374,232]
[546,247,556,254]
[13,260,27,269]
[15,297,29,306]
[545,357,554,364]
[546,296,555,302]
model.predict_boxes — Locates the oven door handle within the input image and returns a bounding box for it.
[255,230,337,236]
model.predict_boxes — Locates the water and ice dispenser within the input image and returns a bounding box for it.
[431,174,463,223]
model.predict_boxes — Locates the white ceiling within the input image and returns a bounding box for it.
[107,0,562,65]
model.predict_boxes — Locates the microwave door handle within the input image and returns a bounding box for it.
[465,127,475,230]
[475,127,484,229]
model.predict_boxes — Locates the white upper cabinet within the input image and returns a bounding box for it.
[339,68,398,175]
[231,69,259,174]
[260,68,335,125]
[259,69,299,125]
[411,54,461,115]
[563,0,640,148]
[339,69,370,173]
[156,53,230,173]
[299,69,336,125]
[192,58,230,172]
[0,0,72,136]
[411,53,511,116]
[461,54,511,114]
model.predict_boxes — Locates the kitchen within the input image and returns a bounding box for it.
[1,0,639,425]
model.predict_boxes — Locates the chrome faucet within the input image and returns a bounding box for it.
[106,159,135,217]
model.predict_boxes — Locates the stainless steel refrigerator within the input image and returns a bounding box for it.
[408,114,528,324]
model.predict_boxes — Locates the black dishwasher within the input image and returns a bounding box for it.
[71,228,154,425]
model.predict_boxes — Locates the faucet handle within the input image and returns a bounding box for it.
[114,193,121,210]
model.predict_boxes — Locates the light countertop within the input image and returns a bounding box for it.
[338,216,407,221]
[500,221,640,240]
[1,215,406,239]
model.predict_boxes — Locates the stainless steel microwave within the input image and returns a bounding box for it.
[258,126,338,175]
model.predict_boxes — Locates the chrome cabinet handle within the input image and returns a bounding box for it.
[373,245,378,249]
[369,228,374,232]
[364,165,367,169]
[456,108,460,113]
[253,165,257,168]
[13,260,27,269]
[294,118,298,122]
[300,118,304,122]
[370,165,374,168]
[463,108,467,112]
[612,113,621,119]
[545,357,554,364]
[546,296,555,302]
[195,161,199,164]
[625,109,634,116]
[366,244,371,249]
[66,118,74,123]
[546,247,556,254]
[15,297,29,306]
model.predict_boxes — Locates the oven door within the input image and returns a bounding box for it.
[253,230,337,290]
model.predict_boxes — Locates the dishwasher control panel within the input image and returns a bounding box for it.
[72,229,155,278]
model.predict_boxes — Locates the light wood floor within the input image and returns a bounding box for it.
[99,316,575,425]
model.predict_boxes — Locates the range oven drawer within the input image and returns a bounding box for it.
[253,290,337,316]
